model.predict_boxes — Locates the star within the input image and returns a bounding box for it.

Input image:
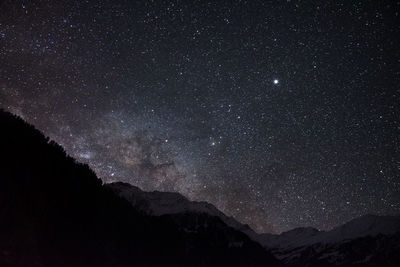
[0,0,398,234]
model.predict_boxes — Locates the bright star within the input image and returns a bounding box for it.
[273,79,279,84]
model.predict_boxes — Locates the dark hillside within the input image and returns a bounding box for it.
[0,109,280,267]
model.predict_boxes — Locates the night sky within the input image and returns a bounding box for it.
[1,0,399,233]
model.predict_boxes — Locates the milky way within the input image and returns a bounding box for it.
[1,0,399,233]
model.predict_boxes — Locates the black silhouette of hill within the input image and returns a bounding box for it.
[0,109,280,267]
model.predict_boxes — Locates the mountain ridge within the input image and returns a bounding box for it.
[255,214,400,248]
[0,108,280,267]
[106,181,400,247]
[2,107,399,266]
[106,181,253,232]
[107,179,400,267]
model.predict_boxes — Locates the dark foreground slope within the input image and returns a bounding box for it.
[0,110,280,267]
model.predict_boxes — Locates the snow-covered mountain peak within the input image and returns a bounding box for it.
[107,182,219,216]
[106,182,252,232]
[257,214,400,249]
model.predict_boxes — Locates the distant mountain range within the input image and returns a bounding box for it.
[256,215,400,267]
[257,214,400,248]
[108,182,400,267]
[1,108,399,267]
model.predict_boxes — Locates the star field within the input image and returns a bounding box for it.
[1,0,399,233]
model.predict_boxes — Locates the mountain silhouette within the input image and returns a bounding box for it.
[0,109,280,267]
[107,181,400,267]
[3,108,397,267]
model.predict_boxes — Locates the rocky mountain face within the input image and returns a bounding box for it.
[0,109,280,267]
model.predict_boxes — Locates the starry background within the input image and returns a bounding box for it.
[1,0,399,233]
